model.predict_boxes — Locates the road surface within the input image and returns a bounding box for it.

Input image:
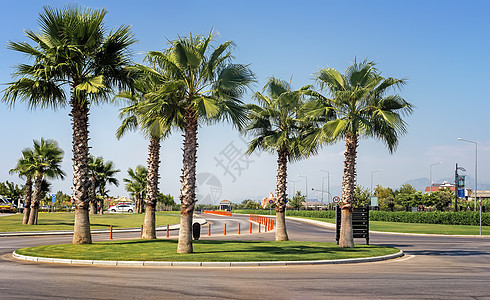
[0,213,489,299]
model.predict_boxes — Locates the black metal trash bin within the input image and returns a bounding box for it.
[192,222,201,240]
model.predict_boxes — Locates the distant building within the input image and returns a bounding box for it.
[219,199,232,211]
[425,181,456,194]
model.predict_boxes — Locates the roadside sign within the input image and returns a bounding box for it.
[269,199,273,204]
[332,196,340,204]
[51,194,56,203]
[370,196,378,207]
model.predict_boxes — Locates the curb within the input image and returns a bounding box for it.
[11,250,404,267]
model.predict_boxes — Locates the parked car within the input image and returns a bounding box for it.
[0,197,16,213]
[107,203,135,213]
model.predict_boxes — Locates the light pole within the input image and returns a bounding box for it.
[458,138,477,211]
[288,180,300,197]
[298,175,308,210]
[458,138,480,235]
[429,162,443,193]
[312,188,331,208]
[370,169,382,196]
[318,170,329,206]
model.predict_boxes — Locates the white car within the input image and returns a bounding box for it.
[108,203,135,213]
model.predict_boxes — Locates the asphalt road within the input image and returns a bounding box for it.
[1,213,489,299]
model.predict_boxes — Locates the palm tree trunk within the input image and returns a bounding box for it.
[28,174,43,225]
[98,199,104,215]
[339,133,358,248]
[71,97,92,244]
[22,177,32,224]
[275,148,289,241]
[89,176,97,214]
[89,175,97,215]
[142,137,160,239]
[177,111,198,254]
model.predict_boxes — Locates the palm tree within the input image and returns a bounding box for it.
[116,76,174,239]
[245,77,314,241]
[10,149,35,224]
[306,59,413,247]
[27,138,65,224]
[123,165,148,214]
[88,156,104,214]
[89,156,119,214]
[2,6,135,243]
[96,159,119,214]
[139,32,255,253]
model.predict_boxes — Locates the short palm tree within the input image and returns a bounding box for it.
[116,76,174,239]
[96,159,119,214]
[89,156,119,214]
[124,165,148,214]
[306,59,413,247]
[138,32,255,253]
[2,6,135,243]
[27,138,65,224]
[10,149,35,224]
[245,77,314,241]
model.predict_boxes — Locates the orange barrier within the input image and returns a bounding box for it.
[238,222,241,235]
[110,225,113,240]
[224,223,227,236]
[203,210,232,216]
[250,222,252,234]
[208,223,211,236]
[166,224,169,238]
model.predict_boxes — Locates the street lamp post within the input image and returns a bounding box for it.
[318,170,329,206]
[429,162,443,193]
[370,169,382,196]
[288,180,300,198]
[458,138,480,235]
[298,175,308,210]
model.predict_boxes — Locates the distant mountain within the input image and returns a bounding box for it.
[402,178,429,192]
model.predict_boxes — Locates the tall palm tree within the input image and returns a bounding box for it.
[116,76,174,239]
[27,138,65,224]
[2,6,135,243]
[10,149,35,224]
[124,165,148,214]
[306,59,413,247]
[139,32,255,253]
[245,77,314,241]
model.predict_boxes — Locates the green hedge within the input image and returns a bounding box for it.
[232,209,489,226]
[370,211,489,226]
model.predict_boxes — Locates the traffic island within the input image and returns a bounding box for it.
[12,239,403,267]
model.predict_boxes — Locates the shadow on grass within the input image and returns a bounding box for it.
[94,239,381,255]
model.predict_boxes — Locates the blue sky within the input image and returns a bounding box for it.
[1,0,489,204]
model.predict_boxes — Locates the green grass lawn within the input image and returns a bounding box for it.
[0,212,180,232]
[302,217,490,235]
[15,239,399,262]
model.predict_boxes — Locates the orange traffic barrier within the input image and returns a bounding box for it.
[166,224,169,238]
[110,225,113,240]
[203,210,232,216]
